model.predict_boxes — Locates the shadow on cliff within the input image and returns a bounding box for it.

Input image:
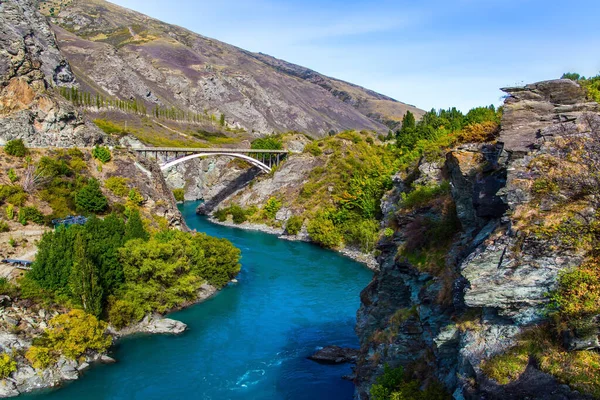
[196,166,261,215]
[271,318,358,400]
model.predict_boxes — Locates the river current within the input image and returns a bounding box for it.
[28,201,373,399]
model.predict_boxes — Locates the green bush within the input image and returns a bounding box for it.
[4,139,27,157]
[307,214,343,249]
[0,185,27,206]
[7,169,18,183]
[92,146,112,163]
[371,365,450,400]
[104,177,130,197]
[0,221,9,233]
[230,205,247,224]
[304,141,322,156]
[18,206,45,225]
[263,197,282,220]
[0,353,17,379]
[214,208,228,222]
[0,277,18,298]
[108,298,140,329]
[172,188,185,202]
[286,215,303,235]
[127,188,144,205]
[251,136,283,151]
[75,178,107,213]
[400,182,451,209]
[5,204,14,220]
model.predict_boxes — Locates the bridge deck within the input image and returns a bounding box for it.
[134,147,290,154]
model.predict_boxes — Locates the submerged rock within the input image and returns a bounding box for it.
[308,346,359,364]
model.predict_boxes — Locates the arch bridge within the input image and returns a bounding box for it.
[134,147,290,173]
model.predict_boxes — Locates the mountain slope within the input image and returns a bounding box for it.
[43,0,423,137]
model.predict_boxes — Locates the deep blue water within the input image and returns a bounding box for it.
[28,201,372,400]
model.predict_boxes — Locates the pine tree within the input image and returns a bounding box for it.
[69,233,103,316]
[75,179,108,213]
[124,209,149,242]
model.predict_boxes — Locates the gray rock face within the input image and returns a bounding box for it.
[354,80,599,399]
[0,0,107,147]
[500,79,599,153]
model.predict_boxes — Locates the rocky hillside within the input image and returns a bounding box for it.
[0,0,107,147]
[353,79,600,399]
[40,0,422,137]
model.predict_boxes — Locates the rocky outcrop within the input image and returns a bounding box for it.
[0,0,107,147]
[111,314,187,337]
[354,80,600,399]
[308,346,359,364]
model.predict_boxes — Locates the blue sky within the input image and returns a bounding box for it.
[111,0,600,112]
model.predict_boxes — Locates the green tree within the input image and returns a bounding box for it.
[30,225,80,294]
[69,233,103,316]
[124,210,149,242]
[75,178,108,213]
[219,113,226,127]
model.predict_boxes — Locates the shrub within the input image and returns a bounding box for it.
[172,188,185,202]
[75,178,107,213]
[0,185,27,206]
[92,146,112,163]
[481,347,529,385]
[18,206,45,225]
[5,204,14,220]
[4,139,27,157]
[25,346,56,370]
[251,136,283,151]
[400,182,451,209]
[7,169,18,183]
[0,277,18,297]
[214,208,228,222]
[286,215,303,235]
[0,353,16,379]
[0,220,8,233]
[104,177,130,197]
[263,197,282,220]
[307,215,343,249]
[370,365,450,400]
[342,218,379,252]
[127,188,144,205]
[230,205,247,224]
[108,298,140,329]
[384,227,394,237]
[45,310,112,359]
[304,141,322,156]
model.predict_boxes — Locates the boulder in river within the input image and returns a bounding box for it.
[308,346,359,364]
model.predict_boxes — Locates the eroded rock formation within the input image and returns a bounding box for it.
[354,80,600,399]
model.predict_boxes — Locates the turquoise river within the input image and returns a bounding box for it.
[28,201,373,399]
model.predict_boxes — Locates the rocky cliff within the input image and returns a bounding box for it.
[354,80,600,399]
[0,0,106,147]
[42,0,422,137]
